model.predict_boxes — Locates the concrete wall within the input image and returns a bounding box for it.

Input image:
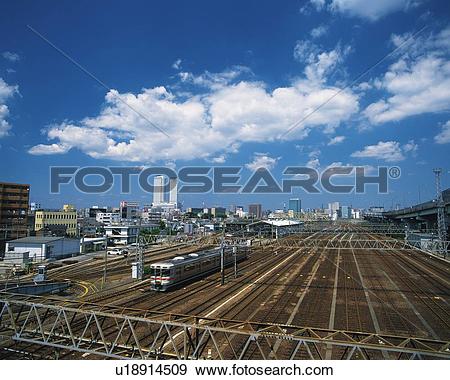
[47,239,79,259]
[5,243,43,261]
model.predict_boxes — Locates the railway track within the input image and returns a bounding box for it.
[2,228,449,360]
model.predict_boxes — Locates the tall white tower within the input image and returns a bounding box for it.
[169,177,177,206]
[153,176,165,206]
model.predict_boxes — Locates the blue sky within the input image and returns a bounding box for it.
[1,0,450,211]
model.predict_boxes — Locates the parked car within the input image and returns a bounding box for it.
[107,247,128,256]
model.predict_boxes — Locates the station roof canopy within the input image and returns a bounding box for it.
[248,219,303,227]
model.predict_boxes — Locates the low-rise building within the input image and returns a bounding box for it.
[80,236,107,253]
[120,201,140,221]
[96,212,120,225]
[5,236,80,262]
[105,224,140,245]
[34,205,77,236]
[210,207,226,218]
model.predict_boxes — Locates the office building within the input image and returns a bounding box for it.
[339,205,351,219]
[120,201,139,220]
[34,205,77,237]
[153,176,165,206]
[186,207,204,216]
[0,182,30,253]
[328,202,340,220]
[169,177,177,205]
[88,206,108,218]
[210,207,227,218]
[153,176,178,207]
[248,204,262,219]
[288,198,301,213]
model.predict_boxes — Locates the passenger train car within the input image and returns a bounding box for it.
[149,246,247,291]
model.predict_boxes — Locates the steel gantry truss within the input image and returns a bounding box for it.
[434,168,448,258]
[1,296,449,360]
[270,236,450,252]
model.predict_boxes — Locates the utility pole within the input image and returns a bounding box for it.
[233,245,237,278]
[220,223,225,285]
[433,168,447,257]
[101,248,107,289]
[136,217,144,280]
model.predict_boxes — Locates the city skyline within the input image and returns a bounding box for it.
[1,1,450,209]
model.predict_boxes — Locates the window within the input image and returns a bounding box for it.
[184,264,195,272]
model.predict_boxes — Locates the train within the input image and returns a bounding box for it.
[149,246,248,291]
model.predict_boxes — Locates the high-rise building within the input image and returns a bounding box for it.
[288,198,301,214]
[153,176,165,206]
[0,182,30,252]
[169,177,177,205]
[328,202,340,220]
[339,205,351,219]
[248,204,262,219]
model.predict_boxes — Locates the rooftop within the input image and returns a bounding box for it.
[7,236,76,244]
[249,219,303,227]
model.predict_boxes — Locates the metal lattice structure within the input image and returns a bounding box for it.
[270,237,450,252]
[434,168,448,257]
[1,296,449,360]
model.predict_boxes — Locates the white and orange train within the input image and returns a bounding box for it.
[149,246,247,291]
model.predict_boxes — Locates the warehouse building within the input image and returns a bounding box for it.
[5,236,80,262]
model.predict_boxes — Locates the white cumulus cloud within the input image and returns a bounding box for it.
[364,26,450,125]
[351,140,418,162]
[28,143,71,155]
[329,0,415,21]
[310,25,328,39]
[29,48,359,162]
[434,120,450,144]
[2,51,20,62]
[327,135,346,145]
[245,153,280,171]
[172,58,182,70]
[303,0,417,21]
[0,78,18,138]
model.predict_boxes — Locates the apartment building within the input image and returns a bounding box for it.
[0,182,30,253]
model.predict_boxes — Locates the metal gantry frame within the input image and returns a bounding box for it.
[434,168,448,258]
[1,296,449,360]
[269,236,449,252]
